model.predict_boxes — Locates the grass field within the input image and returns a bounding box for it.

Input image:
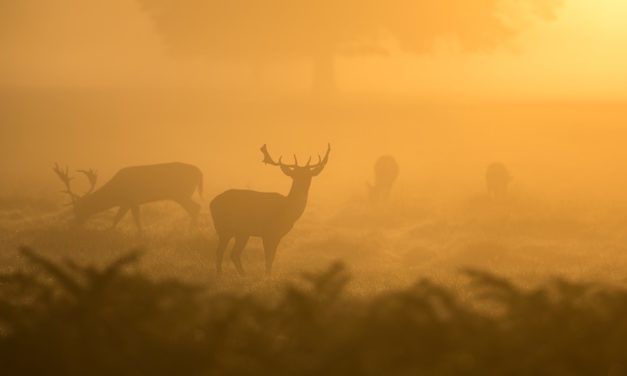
[2,189,626,292]
[3,90,627,373]
[3,192,627,375]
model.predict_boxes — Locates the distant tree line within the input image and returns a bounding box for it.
[137,0,563,94]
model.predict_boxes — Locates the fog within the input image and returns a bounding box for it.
[4,94,627,208]
[2,0,627,206]
[5,2,627,373]
[2,0,627,250]
[3,0,627,95]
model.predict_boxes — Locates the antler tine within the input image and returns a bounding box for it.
[261,144,299,168]
[53,164,67,185]
[307,143,331,173]
[77,168,98,195]
[262,143,330,172]
[307,144,331,169]
[53,163,70,182]
[323,143,331,162]
[53,162,77,204]
[261,144,281,166]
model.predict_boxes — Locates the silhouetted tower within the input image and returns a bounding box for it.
[486,162,511,199]
[369,155,399,204]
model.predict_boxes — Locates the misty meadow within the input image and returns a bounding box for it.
[3,0,627,375]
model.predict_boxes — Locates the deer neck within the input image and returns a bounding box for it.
[285,178,311,220]
[76,189,112,217]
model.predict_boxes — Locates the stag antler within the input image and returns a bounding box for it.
[315,143,331,167]
[260,144,330,172]
[260,144,278,166]
[77,169,98,195]
[260,144,299,168]
[53,163,78,205]
[308,143,331,175]
[53,163,99,205]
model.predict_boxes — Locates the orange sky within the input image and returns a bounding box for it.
[3,0,627,204]
[1,0,627,99]
[350,0,627,99]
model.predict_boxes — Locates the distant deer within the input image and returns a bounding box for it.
[53,162,203,232]
[210,144,330,276]
[368,155,399,204]
[486,162,511,199]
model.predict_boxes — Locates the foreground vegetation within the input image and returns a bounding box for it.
[1,247,627,376]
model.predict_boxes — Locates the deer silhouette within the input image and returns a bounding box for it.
[210,144,330,276]
[53,162,203,232]
[368,155,399,204]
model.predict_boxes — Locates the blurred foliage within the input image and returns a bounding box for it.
[137,0,563,93]
[138,0,562,57]
[1,248,627,375]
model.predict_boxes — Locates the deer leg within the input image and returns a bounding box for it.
[230,236,249,276]
[262,237,280,276]
[131,206,142,234]
[176,198,200,226]
[111,207,129,229]
[215,236,230,275]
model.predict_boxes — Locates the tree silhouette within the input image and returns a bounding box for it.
[137,0,563,94]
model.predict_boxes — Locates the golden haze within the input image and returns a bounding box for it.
[4,1,627,374]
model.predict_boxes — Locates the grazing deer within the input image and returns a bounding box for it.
[53,162,203,232]
[486,162,511,199]
[368,155,399,204]
[210,144,330,276]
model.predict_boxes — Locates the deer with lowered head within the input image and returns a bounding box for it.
[210,144,330,276]
[53,162,203,232]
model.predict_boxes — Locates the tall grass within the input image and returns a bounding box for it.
[1,248,627,375]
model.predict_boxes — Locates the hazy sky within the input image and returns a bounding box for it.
[2,0,627,99]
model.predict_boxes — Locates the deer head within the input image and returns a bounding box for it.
[260,143,331,180]
[53,163,98,222]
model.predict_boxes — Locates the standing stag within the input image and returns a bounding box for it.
[53,162,203,232]
[211,144,331,276]
[486,162,511,199]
